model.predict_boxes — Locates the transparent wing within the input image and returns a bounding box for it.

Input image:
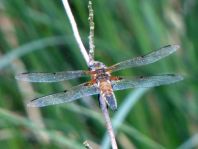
[112,74,183,91]
[108,45,179,72]
[15,70,89,82]
[27,82,100,107]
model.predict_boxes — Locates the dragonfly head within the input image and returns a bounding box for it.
[89,61,107,71]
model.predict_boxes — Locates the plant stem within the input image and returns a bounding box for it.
[61,1,118,148]
[88,0,95,60]
[99,96,118,149]
[61,0,90,65]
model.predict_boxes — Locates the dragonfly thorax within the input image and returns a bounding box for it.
[89,61,110,83]
[89,61,107,71]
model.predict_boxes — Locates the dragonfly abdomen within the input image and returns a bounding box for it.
[104,93,117,111]
[99,81,117,111]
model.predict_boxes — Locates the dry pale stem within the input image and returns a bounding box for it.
[61,0,90,65]
[61,1,118,148]
[88,0,95,60]
[99,96,118,149]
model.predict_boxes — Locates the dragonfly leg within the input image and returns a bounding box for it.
[84,79,96,86]
[110,76,122,81]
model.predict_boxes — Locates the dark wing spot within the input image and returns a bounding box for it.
[31,97,39,102]
[84,82,90,86]
[53,73,56,75]
[163,45,171,48]
[118,77,123,80]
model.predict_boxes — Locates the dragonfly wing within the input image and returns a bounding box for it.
[27,82,100,107]
[108,45,179,72]
[112,74,183,91]
[15,70,89,82]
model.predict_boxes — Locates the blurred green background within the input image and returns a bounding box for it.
[0,0,197,148]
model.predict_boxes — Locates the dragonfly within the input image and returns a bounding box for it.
[15,45,183,111]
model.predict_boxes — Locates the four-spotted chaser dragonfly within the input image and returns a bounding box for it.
[15,45,183,111]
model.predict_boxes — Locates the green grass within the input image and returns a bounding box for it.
[0,0,197,148]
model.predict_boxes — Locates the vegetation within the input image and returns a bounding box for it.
[0,0,196,148]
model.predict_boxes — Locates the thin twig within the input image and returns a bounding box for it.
[101,88,149,149]
[99,96,118,149]
[88,0,95,60]
[61,0,90,65]
[61,1,118,148]
[88,1,117,148]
